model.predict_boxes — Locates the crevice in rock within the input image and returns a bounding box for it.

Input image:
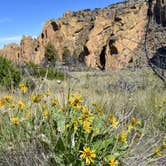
[51,21,59,31]
[153,1,166,27]
[41,33,44,39]
[18,53,20,59]
[129,57,133,63]
[79,46,90,63]
[99,46,106,70]
[75,28,83,34]
[150,46,166,69]
[109,39,118,55]
[89,23,94,31]
[114,16,122,22]
[130,5,137,9]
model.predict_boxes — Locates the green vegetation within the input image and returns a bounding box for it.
[62,47,72,65]
[0,68,165,165]
[25,62,64,80]
[44,42,58,65]
[0,56,21,89]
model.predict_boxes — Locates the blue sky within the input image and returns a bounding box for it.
[0,0,122,48]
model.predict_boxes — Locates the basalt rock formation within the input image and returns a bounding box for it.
[0,0,165,70]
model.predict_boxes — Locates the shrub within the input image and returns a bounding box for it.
[39,67,64,80]
[0,56,21,89]
[62,48,73,65]
[44,42,58,65]
[25,62,64,80]
[0,92,165,165]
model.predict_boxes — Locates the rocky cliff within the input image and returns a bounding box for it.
[0,0,165,70]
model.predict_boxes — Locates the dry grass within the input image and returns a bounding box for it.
[0,67,166,165]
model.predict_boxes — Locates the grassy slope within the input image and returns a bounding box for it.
[0,67,166,165]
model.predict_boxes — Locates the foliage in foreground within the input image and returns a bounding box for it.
[0,85,166,165]
[0,56,21,89]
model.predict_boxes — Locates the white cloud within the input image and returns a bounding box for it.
[0,18,12,24]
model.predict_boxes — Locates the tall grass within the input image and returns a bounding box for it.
[0,68,166,165]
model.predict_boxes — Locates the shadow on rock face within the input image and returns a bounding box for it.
[150,46,166,69]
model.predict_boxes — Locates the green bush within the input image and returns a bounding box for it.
[25,62,64,80]
[0,56,21,89]
[62,48,72,65]
[44,42,58,65]
[38,67,64,80]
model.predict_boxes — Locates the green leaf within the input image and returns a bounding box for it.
[64,153,75,164]
[92,137,114,153]
[53,120,58,130]
[49,154,65,166]
[55,137,65,152]
[66,124,74,148]
[113,152,121,158]
[117,144,129,151]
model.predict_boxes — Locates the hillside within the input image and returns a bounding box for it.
[0,0,165,70]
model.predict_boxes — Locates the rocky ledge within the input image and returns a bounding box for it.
[0,0,165,70]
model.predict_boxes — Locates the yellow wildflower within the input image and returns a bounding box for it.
[43,109,49,119]
[83,121,92,133]
[81,106,89,114]
[118,131,127,143]
[81,107,94,123]
[127,124,135,132]
[17,100,25,110]
[162,142,166,149]
[32,94,42,103]
[74,120,78,131]
[3,95,11,102]
[68,97,75,105]
[68,94,83,110]
[65,122,70,129]
[10,117,19,125]
[155,147,164,157]
[109,156,119,166]
[131,117,141,126]
[10,103,16,109]
[81,114,94,124]
[74,104,82,110]
[74,94,83,103]
[80,146,96,164]
[19,84,28,93]
[0,98,4,107]
[109,114,118,128]
[51,98,58,107]
[93,103,104,115]
[45,90,51,97]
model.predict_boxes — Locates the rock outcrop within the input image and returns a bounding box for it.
[0,43,20,63]
[0,0,165,70]
[154,0,166,27]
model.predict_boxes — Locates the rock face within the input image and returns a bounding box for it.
[154,0,166,27]
[0,0,165,70]
[0,43,20,63]
[38,1,147,70]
